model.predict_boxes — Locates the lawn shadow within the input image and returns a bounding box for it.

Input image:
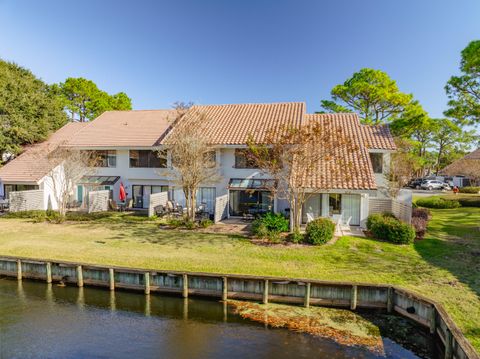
[75,221,249,249]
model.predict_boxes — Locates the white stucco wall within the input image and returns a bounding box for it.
[39,164,67,210]
[71,147,377,222]
[368,150,392,198]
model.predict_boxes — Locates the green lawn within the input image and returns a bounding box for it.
[0,208,479,351]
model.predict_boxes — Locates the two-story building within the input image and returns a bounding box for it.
[0,102,398,227]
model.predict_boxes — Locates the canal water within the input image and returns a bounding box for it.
[0,277,421,359]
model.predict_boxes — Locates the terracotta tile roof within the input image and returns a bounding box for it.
[162,102,305,145]
[68,110,177,147]
[360,124,397,150]
[0,122,87,183]
[301,114,377,190]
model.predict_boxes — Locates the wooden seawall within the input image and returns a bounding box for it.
[0,255,477,359]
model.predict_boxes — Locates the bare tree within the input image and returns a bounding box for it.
[387,137,422,196]
[247,121,357,233]
[157,104,221,222]
[44,145,97,217]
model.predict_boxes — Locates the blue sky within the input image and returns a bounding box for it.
[0,0,479,116]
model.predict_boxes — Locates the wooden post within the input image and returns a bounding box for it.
[182,274,188,298]
[76,265,83,287]
[222,277,228,301]
[16,260,22,280]
[429,305,436,335]
[46,262,52,283]
[109,268,115,291]
[444,329,453,359]
[262,279,269,304]
[304,282,311,308]
[350,285,358,310]
[144,272,150,295]
[387,287,394,313]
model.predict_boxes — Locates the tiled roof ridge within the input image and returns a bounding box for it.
[192,101,306,108]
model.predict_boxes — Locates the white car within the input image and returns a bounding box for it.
[420,180,451,191]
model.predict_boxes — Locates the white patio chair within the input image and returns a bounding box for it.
[306,213,315,223]
[331,214,342,226]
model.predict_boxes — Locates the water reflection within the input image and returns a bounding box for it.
[0,277,421,359]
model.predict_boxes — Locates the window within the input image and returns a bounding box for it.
[3,184,39,199]
[369,153,384,174]
[129,150,167,168]
[234,149,257,169]
[83,150,116,167]
[329,194,342,215]
[196,187,216,214]
[151,185,169,194]
[203,151,216,168]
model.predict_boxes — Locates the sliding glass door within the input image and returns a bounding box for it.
[229,190,273,216]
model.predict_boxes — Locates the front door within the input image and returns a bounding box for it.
[132,185,143,208]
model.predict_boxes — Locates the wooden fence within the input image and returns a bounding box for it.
[9,189,44,212]
[0,255,477,359]
[369,197,412,224]
[88,190,110,213]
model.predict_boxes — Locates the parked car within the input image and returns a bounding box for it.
[408,178,424,189]
[420,180,451,191]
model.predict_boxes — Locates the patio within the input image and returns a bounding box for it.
[199,218,252,235]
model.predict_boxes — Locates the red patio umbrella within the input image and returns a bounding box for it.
[119,182,126,202]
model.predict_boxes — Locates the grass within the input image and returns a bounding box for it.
[0,209,479,351]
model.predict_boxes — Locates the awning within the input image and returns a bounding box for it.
[228,178,276,190]
[79,176,120,186]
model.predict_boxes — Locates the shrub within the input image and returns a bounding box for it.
[457,197,480,208]
[251,212,289,242]
[66,212,120,222]
[184,220,196,230]
[416,196,460,209]
[288,229,304,244]
[260,212,289,233]
[45,210,64,223]
[366,213,385,231]
[199,219,213,228]
[412,207,430,221]
[367,213,415,244]
[411,217,427,239]
[382,212,397,219]
[4,210,46,220]
[251,220,270,238]
[458,186,480,194]
[166,218,185,228]
[305,218,335,245]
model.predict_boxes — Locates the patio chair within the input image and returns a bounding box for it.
[154,205,165,217]
[166,201,174,212]
[125,198,133,210]
[344,216,352,227]
[109,200,119,211]
[331,214,342,226]
[306,213,315,223]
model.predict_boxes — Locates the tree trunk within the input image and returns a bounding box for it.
[191,190,197,222]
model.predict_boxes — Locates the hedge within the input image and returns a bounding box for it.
[415,196,461,209]
[458,186,480,194]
